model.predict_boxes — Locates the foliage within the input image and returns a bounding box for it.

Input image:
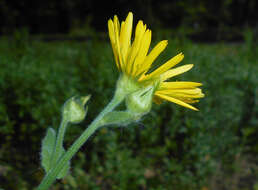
[0,0,257,35]
[0,33,257,190]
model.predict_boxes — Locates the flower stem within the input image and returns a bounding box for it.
[37,92,125,190]
[51,119,68,167]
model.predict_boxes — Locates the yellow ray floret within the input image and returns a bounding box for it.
[155,93,199,111]
[160,82,202,89]
[155,84,204,110]
[159,64,193,82]
[139,53,184,81]
[108,12,204,110]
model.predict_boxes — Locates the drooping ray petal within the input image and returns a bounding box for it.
[155,93,198,111]
[162,88,203,94]
[160,82,203,89]
[157,88,205,98]
[177,98,200,104]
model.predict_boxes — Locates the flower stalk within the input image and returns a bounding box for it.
[37,90,125,190]
[37,11,204,190]
[50,118,68,169]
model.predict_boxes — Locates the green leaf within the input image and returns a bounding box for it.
[56,147,70,179]
[41,127,70,179]
[41,127,56,173]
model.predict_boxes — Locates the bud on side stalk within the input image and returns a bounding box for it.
[62,95,91,124]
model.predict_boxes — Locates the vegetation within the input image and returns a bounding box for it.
[0,30,257,190]
[1,0,257,37]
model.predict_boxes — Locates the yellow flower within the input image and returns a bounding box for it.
[108,12,204,111]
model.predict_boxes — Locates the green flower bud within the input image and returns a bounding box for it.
[99,86,154,128]
[62,95,91,124]
[126,86,154,116]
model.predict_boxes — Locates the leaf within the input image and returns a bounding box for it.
[56,147,70,179]
[41,127,70,179]
[41,127,56,173]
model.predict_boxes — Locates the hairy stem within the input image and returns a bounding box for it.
[37,92,124,190]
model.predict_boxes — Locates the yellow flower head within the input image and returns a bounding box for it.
[108,12,204,111]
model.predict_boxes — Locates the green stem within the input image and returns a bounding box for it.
[51,119,68,166]
[37,92,125,190]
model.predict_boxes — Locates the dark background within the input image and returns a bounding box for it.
[1,0,257,40]
[0,1,257,190]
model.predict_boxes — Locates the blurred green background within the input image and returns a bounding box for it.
[0,0,257,190]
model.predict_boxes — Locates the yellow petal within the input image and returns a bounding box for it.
[138,40,168,80]
[126,20,146,74]
[160,82,203,89]
[157,88,205,98]
[120,12,133,64]
[155,93,199,111]
[113,15,124,71]
[167,88,203,94]
[108,19,120,69]
[132,29,152,76]
[160,64,193,81]
[178,98,200,104]
[142,52,184,80]
[108,19,115,43]
[113,15,120,33]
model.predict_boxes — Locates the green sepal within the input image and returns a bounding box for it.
[41,127,56,173]
[126,86,154,115]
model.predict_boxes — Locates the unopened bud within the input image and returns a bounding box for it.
[126,86,154,116]
[62,95,91,124]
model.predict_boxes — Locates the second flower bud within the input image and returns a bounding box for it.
[126,86,154,116]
